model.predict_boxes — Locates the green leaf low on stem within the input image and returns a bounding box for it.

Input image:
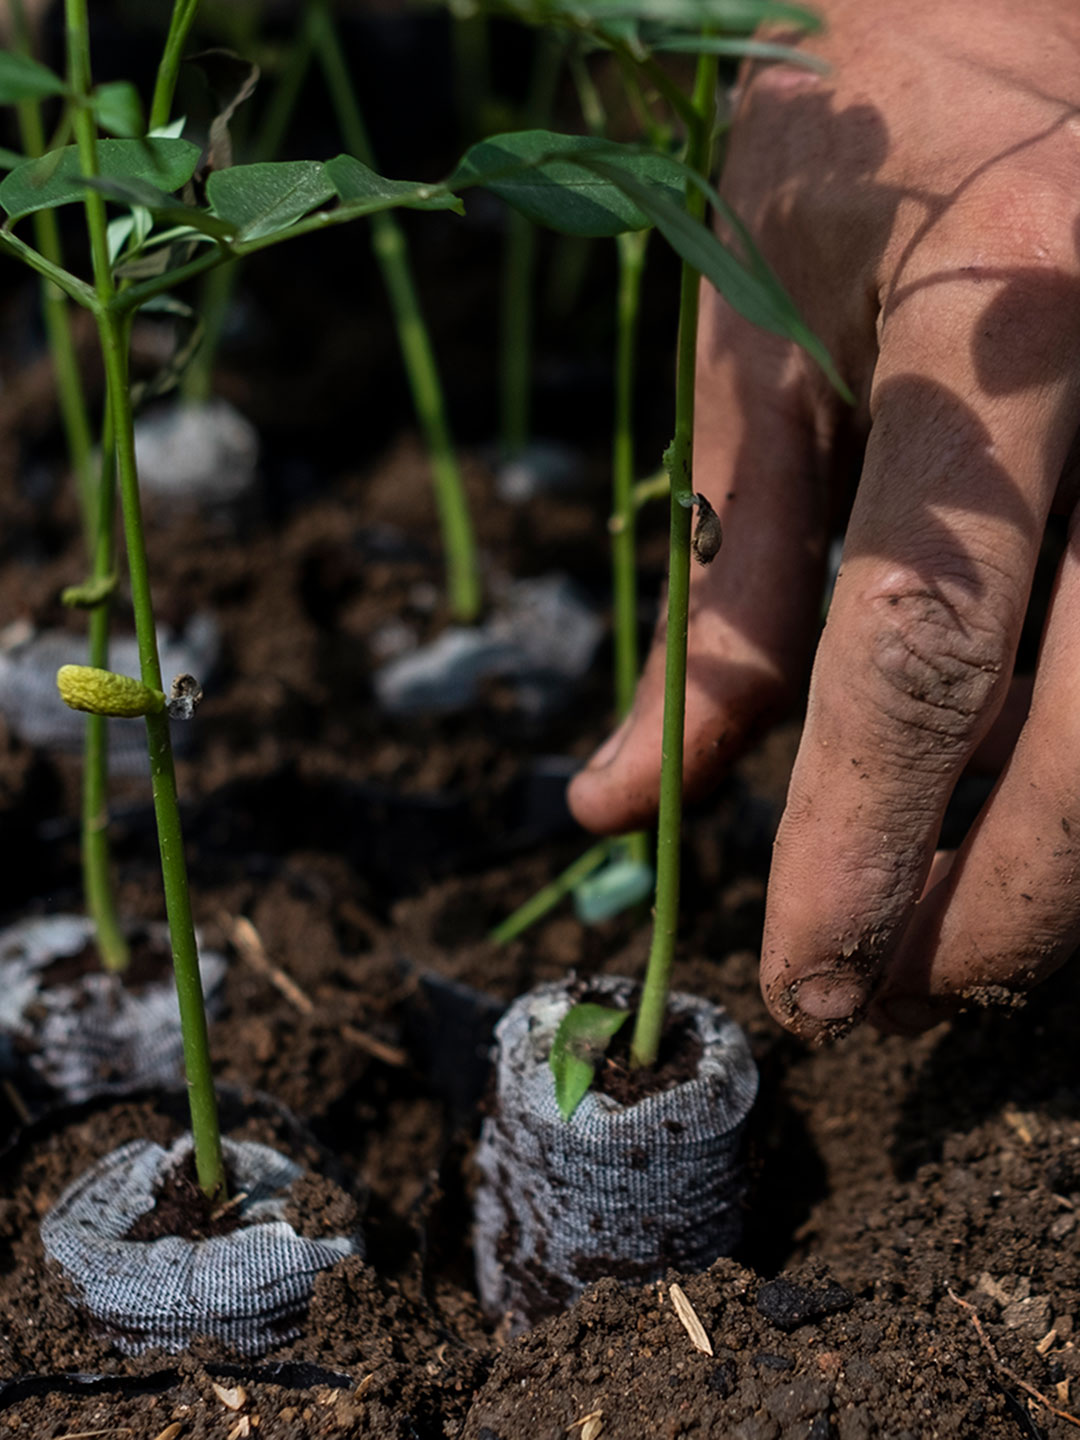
[549,1002,630,1121]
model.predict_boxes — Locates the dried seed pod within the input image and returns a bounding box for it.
[167,672,204,721]
[56,664,165,718]
[691,494,723,566]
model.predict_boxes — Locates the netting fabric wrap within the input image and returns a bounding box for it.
[41,1135,362,1355]
[474,977,758,1331]
[0,915,226,1106]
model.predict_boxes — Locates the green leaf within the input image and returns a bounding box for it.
[575,152,850,397]
[92,81,145,138]
[649,33,828,70]
[324,154,465,215]
[0,50,66,104]
[84,172,234,241]
[549,1002,630,1121]
[0,146,25,171]
[574,858,655,925]
[583,0,821,31]
[453,130,683,237]
[61,574,118,608]
[0,137,201,222]
[207,160,337,241]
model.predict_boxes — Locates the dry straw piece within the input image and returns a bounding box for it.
[669,1282,713,1354]
[569,1413,604,1440]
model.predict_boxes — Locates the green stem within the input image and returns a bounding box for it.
[630,52,719,1071]
[178,259,233,407]
[103,307,225,1200]
[13,0,124,969]
[306,0,481,623]
[490,840,610,946]
[612,227,648,724]
[612,226,651,875]
[451,10,490,142]
[83,400,129,972]
[499,31,563,459]
[0,229,95,308]
[149,0,200,132]
[12,86,96,540]
[67,0,225,1199]
[500,207,537,459]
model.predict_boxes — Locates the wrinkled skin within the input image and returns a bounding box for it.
[568,0,1080,1041]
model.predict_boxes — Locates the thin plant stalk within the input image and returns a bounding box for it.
[630,51,719,1071]
[450,8,491,142]
[499,31,563,459]
[82,400,129,972]
[489,839,610,946]
[306,0,481,624]
[612,226,651,872]
[9,0,96,544]
[66,0,226,1199]
[149,0,200,132]
[11,0,128,969]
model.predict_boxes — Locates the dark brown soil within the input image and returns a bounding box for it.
[593,1011,704,1106]
[125,1149,245,1242]
[36,929,172,992]
[1,15,1078,1434]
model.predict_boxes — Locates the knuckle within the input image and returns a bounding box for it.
[862,584,1007,763]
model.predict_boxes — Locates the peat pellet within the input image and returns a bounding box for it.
[473,976,758,1332]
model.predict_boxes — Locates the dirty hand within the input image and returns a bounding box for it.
[568,0,1080,1040]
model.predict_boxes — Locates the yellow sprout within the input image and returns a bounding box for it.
[56,665,165,718]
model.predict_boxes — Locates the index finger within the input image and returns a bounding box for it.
[760,212,1080,1040]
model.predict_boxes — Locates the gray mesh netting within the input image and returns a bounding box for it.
[474,977,759,1332]
[134,399,259,507]
[0,915,226,1107]
[41,1134,363,1355]
[0,615,219,773]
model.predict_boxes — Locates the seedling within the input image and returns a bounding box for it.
[1,0,844,1191]
[443,0,849,1114]
[181,0,483,624]
[3,3,128,973]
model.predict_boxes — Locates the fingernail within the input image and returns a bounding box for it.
[583,716,631,773]
[792,970,871,1022]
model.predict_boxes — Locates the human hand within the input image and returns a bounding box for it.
[568,0,1080,1040]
